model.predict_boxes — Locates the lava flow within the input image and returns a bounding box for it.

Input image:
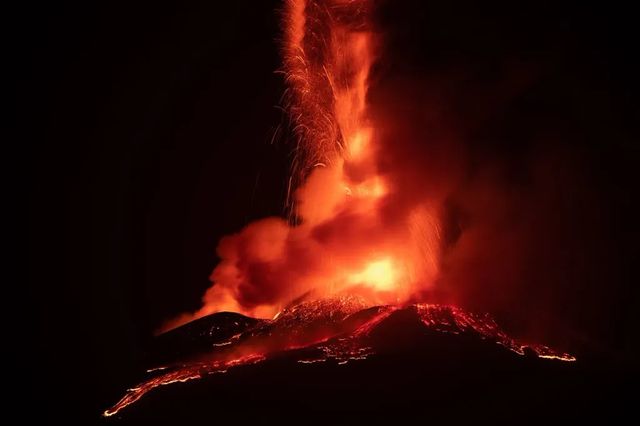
[105,298,575,417]
[105,0,578,418]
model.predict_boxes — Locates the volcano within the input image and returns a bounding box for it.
[104,297,585,422]
[96,0,632,421]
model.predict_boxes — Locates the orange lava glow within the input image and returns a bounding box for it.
[103,354,266,418]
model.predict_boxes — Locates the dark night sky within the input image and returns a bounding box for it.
[22,0,638,422]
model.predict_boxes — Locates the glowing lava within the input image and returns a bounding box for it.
[103,354,266,418]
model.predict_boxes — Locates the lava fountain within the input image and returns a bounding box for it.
[164,0,441,332]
